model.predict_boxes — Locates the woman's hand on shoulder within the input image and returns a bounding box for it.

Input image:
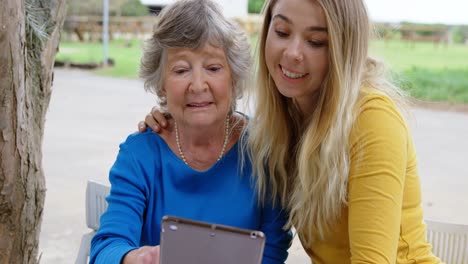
[138,106,169,133]
[122,246,160,264]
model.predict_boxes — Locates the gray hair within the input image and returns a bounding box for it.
[140,0,252,112]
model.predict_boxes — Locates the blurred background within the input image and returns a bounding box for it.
[41,0,468,263]
[56,0,468,105]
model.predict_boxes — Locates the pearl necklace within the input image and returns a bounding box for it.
[174,115,230,166]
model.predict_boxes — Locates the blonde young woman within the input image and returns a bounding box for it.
[142,0,442,263]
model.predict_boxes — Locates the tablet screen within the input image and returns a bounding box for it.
[160,216,266,264]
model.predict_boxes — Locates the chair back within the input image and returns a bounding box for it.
[86,181,110,230]
[426,219,468,264]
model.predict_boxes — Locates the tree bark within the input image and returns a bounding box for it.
[0,0,66,263]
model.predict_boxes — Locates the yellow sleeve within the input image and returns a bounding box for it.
[348,94,408,263]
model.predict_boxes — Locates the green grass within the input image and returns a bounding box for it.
[395,67,468,103]
[56,38,468,103]
[56,39,142,78]
[56,36,262,79]
[370,40,468,103]
[370,40,468,71]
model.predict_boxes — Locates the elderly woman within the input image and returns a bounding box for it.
[89,0,291,263]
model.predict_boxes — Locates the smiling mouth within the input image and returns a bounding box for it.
[280,65,307,79]
[187,102,212,107]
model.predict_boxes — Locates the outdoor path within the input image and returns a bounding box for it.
[38,69,468,263]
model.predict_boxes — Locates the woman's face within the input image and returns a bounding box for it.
[163,43,233,128]
[265,0,329,113]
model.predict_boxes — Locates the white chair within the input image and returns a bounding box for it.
[426,219,468,264]
[75,181,110,264]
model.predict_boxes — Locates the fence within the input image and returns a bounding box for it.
[375,23,452,46]
[63,16,157,42]
[63,16,457,46]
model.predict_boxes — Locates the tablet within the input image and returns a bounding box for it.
[160,215,266,264]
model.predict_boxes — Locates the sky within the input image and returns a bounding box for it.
[365,0,468,25]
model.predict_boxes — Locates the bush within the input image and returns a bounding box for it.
[67,0,149,16]
[120,0,149,16]
[452,26,468,44]
[248,0,265,14]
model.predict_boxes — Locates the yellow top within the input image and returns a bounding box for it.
[302,90,442,264]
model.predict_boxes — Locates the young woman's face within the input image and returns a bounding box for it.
[265,0,329,112]
[163,43,233,128]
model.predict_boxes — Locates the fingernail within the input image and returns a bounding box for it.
[153,125,159,131]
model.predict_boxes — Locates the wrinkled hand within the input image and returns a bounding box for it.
[138,106,169,133]
[122,246,160,264]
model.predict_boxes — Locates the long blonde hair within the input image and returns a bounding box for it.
[248,0,407,243]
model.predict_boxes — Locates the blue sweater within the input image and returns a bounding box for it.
[90,130,292,263]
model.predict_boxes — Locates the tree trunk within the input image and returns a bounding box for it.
[0,0,66,263]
